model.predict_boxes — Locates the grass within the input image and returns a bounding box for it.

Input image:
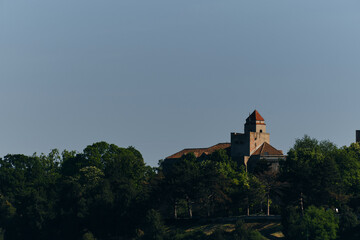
[167,219,285,240]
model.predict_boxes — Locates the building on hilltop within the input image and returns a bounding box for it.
[165,110,285,172]
[231,110,285,171]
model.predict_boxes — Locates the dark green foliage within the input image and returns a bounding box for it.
[283,206,338,240]
[232,221,266,240]
[158,152,231,218]
[82,231,96,240]
[209,229,225,240]
[280,135,350,208]
[1,136,359,239]
[0,142,151,240]
[0,152,61,239]
[168,229,208,240]
[141,209,167,240]
[57,142,149,240]
[339,205,360,239]
[280,136,360,239]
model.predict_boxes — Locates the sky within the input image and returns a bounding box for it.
[0,0,360,166]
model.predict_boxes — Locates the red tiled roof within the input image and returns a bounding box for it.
[166,143,231,159]
[247,110,265,122]
[251,142,283,156]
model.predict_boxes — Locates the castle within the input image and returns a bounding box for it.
[166,110,285,171]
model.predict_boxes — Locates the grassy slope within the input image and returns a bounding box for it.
[167,220,285,240]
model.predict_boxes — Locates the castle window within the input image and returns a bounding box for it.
[260,130,263,133]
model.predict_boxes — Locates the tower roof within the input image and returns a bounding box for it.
[246,110,265,122]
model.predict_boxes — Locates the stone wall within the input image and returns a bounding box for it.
[230,131,270,163]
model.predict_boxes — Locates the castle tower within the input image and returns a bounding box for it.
[231,110,270,164]
[244,110,267,133]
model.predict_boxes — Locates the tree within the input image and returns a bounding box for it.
[0,195,16,233]
[284,206,338,240]
[58,142,149,239]
[141,209,166,240]
[230,170,265,216]
[158,151,233,219]
[256,168,285,216]
[197,160,230,217]
[159,153,201,218]
[338,205,360,240]
[0,152,61,240]
[280,135,342,209]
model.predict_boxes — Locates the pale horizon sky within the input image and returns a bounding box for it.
[1,0,360,166]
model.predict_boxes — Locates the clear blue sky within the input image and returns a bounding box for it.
[1,0,359,166]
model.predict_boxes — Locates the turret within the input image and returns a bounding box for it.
[244,110,266,133]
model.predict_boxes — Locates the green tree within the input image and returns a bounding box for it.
[284,206,338,240]
[0,152,61,239]
[141,209,166,240]
[338,205,360,240]
[280,135,342,209]
[158,151,233,219]
[58,142,149,239]
[256,169,285,216]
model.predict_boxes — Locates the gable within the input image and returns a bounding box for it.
[251,142,283,156]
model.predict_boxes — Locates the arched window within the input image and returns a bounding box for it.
[260,130,263,133]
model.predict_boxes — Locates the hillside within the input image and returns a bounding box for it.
[165,216,284,240]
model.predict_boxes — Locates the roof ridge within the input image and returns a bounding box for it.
[166,142,231,159]
[182,147,210,150]
[260,142,266,154]
[250,142,265,155]
[251,142,284,156]
[246,110,265,122]
[212,142,231,145]
[183,143,230,151]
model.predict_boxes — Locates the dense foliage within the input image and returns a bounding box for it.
[0,137,359,239]
[280,136,360,239]
[0,142,151,240]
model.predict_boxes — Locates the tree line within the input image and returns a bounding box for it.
[0,136,359,239]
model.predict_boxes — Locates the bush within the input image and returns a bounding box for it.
[233,221,265,240]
